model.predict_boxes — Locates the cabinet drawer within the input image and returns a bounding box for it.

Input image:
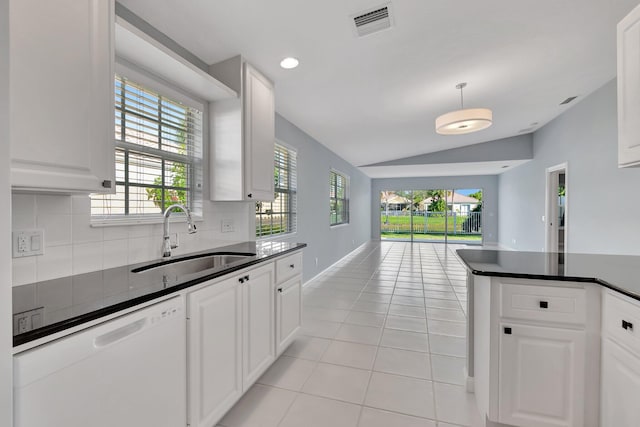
[276,252,302,283]
[500,283,586,325]
[603,290,640,355]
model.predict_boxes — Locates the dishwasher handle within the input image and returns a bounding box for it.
[93,318,147,348]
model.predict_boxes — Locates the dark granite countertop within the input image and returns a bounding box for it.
[13,241,306,347]
[456,249,640,301]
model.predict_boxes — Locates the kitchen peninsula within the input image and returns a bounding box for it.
[457,249,640,427]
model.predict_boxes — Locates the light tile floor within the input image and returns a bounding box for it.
[217,241,484,427]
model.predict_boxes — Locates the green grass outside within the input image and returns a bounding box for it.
[381,214,474,233]
[381,232,482,242]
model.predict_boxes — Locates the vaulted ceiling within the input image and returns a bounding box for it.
[120,0,639,176]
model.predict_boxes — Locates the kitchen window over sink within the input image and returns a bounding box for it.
[91,69,203,222]
[256,143,297,238]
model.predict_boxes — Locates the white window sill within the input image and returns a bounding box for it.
[330,223,350,229]
[257,231,297,242]
[90,214,203,228]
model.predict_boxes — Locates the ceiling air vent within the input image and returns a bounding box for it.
[352,4,393,37]
[560,96,578,105]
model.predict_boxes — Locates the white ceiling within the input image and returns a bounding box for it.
[120,0,639,174]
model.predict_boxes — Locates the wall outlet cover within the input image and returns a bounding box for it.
[12,229,44,258]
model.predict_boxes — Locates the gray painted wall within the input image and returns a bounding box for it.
[271,114,372,281]
[365,134,533,166]
[1,0,12,422]
[371,176,499,244]
[499,79,640,254]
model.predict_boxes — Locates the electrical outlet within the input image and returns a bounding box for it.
[221,219,234,233]
[12,229,45,258]
[13,307,44,335]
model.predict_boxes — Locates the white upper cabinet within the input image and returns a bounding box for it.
[10,0,116,193]
[209,56,275,201]
[618,3,640,168]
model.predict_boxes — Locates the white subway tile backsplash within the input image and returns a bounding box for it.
[71,195,91,215]
[72,215,104,244]
[128,237,157,265]
[12,192,252,285]
[12,194,36,230]
[36,245,72,282]
[37,214,72,247]
[35,194,72,215]
[72,242,104,275]
[102,240,128,270]
[12,256,37,286]
[102,225,130,241]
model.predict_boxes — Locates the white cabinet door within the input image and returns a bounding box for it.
[276,275,302,355]
[243,62,275,201]
[187,277,243,427]
[10,0,115,192]
[601,338,640,427]
[242,263,276,389]
[499,323,585,427]
[209,57,275,201]
[618,3,640,168]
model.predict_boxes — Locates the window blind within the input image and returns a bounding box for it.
[256,144,297,237]
[91,75,203,217]
[330,170,349,225]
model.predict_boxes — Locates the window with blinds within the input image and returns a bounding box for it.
[330,170,349,226]
[91,75,203,218]
[256,144,297,238]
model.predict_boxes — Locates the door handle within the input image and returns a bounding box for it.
[277,287,283,293]
[622,320,634,331]
[504,327,512,335]
[539,301,549,309]
[94,318,146,348]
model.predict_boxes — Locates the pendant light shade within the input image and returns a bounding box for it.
[435,83,492,135]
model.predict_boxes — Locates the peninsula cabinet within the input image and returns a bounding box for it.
[617,3,640,168]
[600,290,640,427]
[186,262,275,427]
[10,0,115,193]
[208,56,275,201]
[474,277,601,427]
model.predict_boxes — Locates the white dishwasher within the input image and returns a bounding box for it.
[14,296,186,427]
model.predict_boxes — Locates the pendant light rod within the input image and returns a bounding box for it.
[455,82,467,109]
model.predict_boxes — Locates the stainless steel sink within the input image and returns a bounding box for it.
[132,253,255,279]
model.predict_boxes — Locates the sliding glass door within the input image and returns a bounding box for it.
[380,188,483,244]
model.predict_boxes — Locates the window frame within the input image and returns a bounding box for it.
[329,169,350,226]
[90,61,205,226]
[256,141,297,239]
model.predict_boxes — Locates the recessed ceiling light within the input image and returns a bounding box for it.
[280,57,299,69]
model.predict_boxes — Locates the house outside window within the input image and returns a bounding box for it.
[256,143,297,238]
[330,170,349,226]
[91,72,203,220]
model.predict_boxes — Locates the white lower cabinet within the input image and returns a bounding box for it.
[187,259,294,427]
[276,275,302,355]
[601,338,640,427]
[241,264,276,389]
[474,277,599,427]
[187,274,243,427]
[600,290,640,427]
[499,323,586,427]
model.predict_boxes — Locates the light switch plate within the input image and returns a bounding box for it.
[221,219,234,233]
[12,229,45,258]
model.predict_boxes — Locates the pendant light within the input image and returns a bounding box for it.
[435,82,492,135]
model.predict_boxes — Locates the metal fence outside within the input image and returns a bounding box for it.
[380,211,482,236]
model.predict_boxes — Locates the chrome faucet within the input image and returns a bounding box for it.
[162,204,197,257]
